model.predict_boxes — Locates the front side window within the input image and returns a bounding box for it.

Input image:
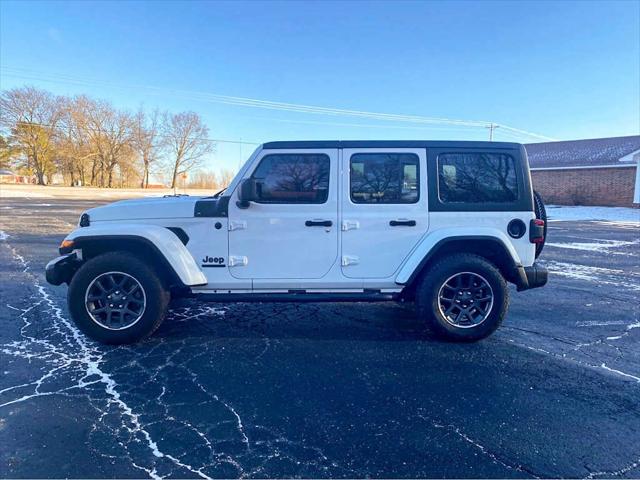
[251,153,330,204]
[437,152,518,203]
[350,153,419,204]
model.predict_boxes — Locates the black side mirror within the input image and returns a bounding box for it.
[236,178,257,209]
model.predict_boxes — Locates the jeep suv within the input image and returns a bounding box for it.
[46,140,548,344]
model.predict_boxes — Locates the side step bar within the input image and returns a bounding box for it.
[194,292,399,303]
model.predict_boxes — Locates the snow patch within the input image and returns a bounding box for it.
[544,261,623,280]
[576,320,629,327]
[546,205,640,224]
[543,261,640,291]
[600,364,640,383]
[0,231,8,241]
[0,189,52,198]
[546,238,639,254]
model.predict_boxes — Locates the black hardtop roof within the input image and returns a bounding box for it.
[262,140,522,150]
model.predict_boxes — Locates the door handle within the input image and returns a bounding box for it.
[390,220,416,227]
[305,220,333,227]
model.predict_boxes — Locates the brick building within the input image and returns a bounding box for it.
[525,136,640,207]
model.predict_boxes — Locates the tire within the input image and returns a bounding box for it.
[533,190,547,258]
[415,254,509,342]
[68,251,170,344]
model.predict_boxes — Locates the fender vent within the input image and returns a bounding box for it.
[166,227,189,245]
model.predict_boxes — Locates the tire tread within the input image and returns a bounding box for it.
[68,251,170,344]
[416,253,509,341]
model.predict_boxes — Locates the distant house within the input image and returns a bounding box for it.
[525,136,640,207]
[0,169,33,184]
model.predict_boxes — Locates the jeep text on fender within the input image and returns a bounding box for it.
[46,140,548,344]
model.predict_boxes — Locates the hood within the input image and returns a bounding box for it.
[86,195,205,222]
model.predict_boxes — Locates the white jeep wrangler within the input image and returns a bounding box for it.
[46,140,548,344]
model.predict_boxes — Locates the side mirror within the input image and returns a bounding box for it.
[236,178,257,209]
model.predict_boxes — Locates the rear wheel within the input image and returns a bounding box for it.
[68,252,170,344]
[416,254,509,341]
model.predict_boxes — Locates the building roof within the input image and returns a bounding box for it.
[262,140,520,150]
[0,169,16,176]
[525,135,640,169]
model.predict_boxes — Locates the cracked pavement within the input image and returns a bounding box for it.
[0,197,639,478]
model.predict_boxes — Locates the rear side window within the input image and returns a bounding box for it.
[350,153,419,204]
[437,152,518,203]
[251,153,330,204]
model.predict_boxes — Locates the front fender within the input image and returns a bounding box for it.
[63,224,207,286]
[395,227,522,285]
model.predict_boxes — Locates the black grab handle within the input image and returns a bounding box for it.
[389,220,416,227]
[305,220,333,227]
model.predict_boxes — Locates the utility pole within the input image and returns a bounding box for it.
[486,123,499,141]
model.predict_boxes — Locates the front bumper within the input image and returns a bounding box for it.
[516,262,548,291]
[45,253,81,286]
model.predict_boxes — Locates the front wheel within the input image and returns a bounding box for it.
[415,254,509,342]
[68,252,170,344]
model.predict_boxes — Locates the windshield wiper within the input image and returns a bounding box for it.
[212,188,226,198]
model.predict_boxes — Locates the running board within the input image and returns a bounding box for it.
[194,291,399,303]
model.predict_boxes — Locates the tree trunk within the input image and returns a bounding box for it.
[141,162,148,188]
[90,158,96,185]
[32,153,46,185]
[170,162,179,189]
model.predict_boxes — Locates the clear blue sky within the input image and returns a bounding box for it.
[1,0,638,172]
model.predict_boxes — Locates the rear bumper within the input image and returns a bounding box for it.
[45,253,80,286]
[516,262,548,291]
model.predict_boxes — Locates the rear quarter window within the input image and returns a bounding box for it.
[437,152,518,203]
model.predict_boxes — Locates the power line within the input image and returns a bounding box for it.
[1,66,557,142]
[243,115,498,133]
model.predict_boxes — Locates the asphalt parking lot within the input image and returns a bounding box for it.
[0,197,638,479]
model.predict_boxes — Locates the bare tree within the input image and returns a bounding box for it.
[187,170,219,189]
[163,112,213,189]
[218,168,236,188]
[56,95,99,186]
[0,86,221,189]
[85,100,133,187]
[0,86,64,184]
[132,108,162,188]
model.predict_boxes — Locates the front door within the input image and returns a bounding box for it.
[227,149,339,280]
[341,148,429,278]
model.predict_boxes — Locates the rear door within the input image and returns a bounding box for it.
[340,148,429,278]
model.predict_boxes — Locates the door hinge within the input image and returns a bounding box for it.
[341,255,359,266]
[341,220,360,231]
[228,220,247,231]
[229,255,248,267]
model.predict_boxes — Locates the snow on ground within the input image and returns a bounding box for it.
[545,238,640,255]
[0,188,53,198]
[546,205,640,225]
[542,260,640,291]
[0,184,212,200]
